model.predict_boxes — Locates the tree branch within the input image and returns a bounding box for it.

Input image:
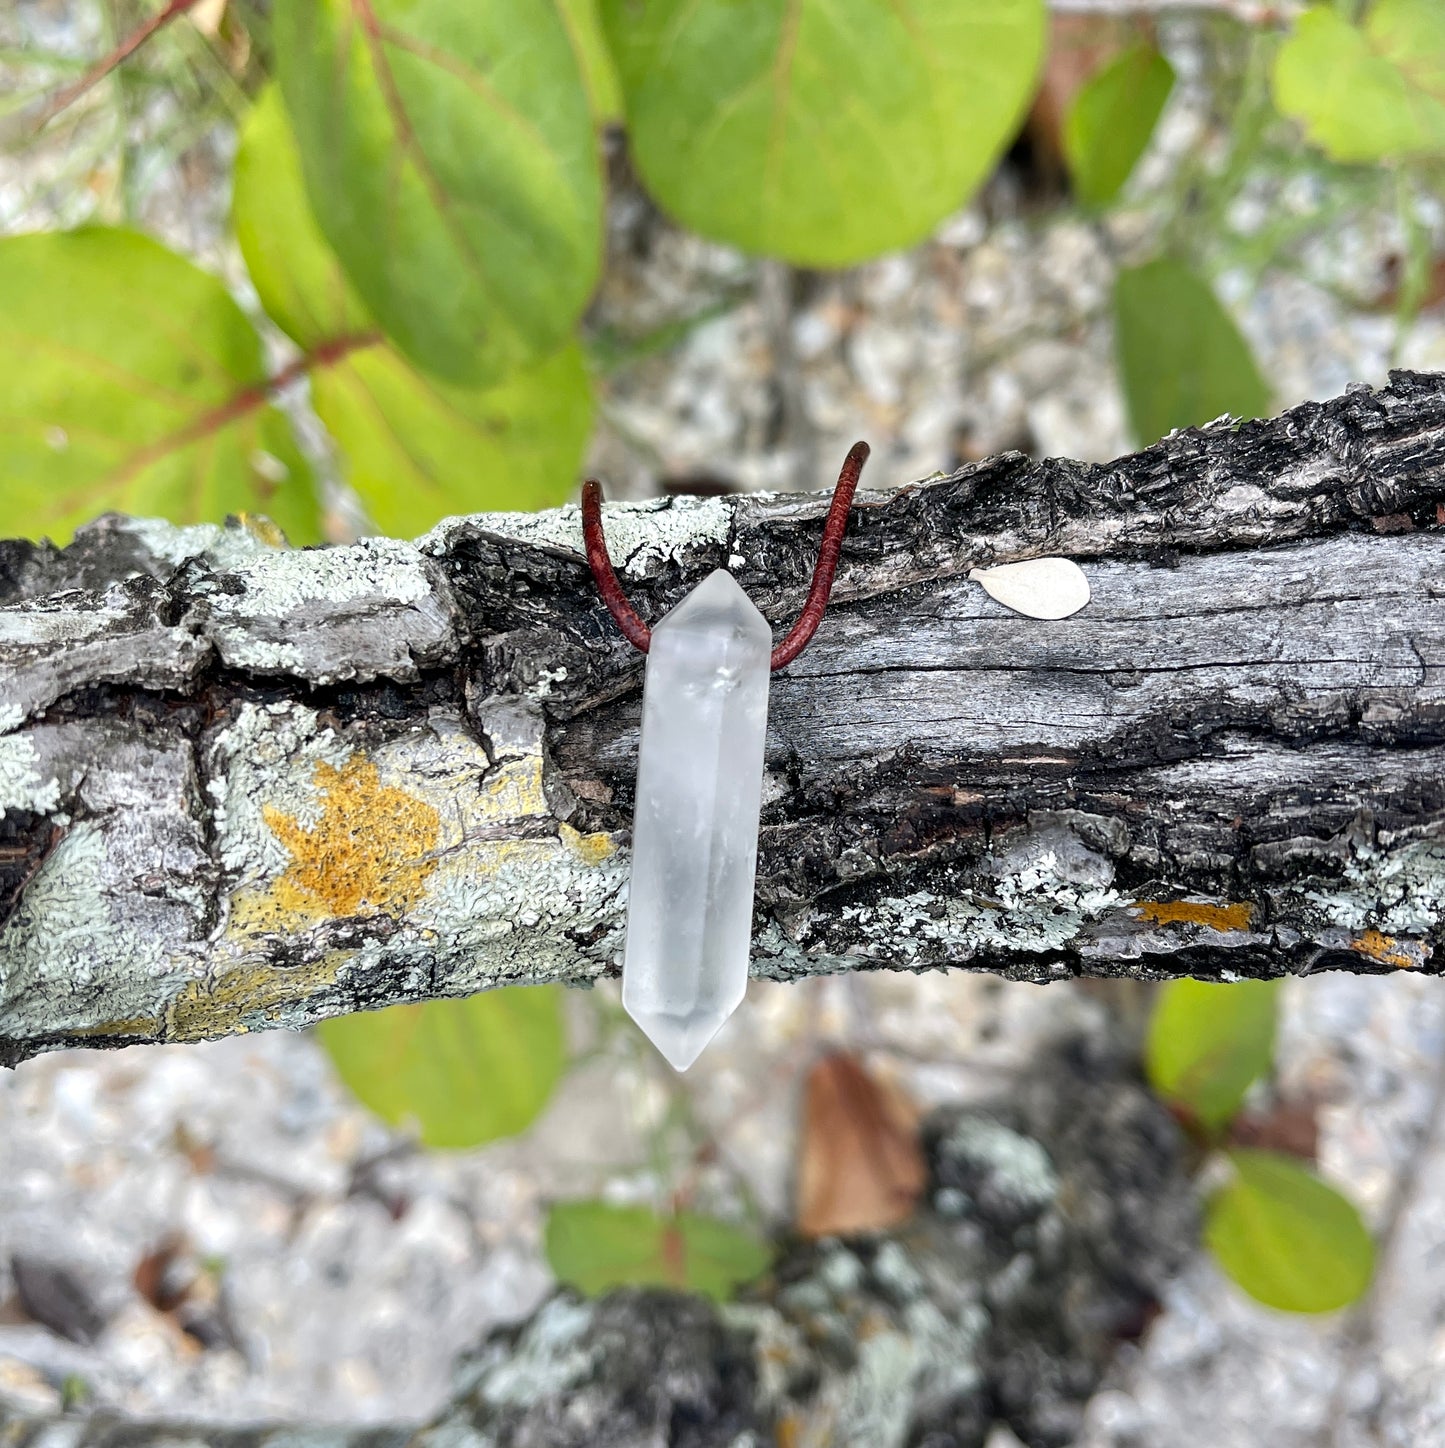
[3,372,1444,1066]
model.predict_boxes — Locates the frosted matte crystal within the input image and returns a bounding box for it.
[622,568,772,1071]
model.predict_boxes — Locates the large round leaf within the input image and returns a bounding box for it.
[601,0,1046,266]
[232,88,375,354]
[545,1201,772,1301]
[1114,258,1271,446]
[235,88,593,535]
[1206,1149,1375,1314]
[273,0,603,386]
[0,228,317,545]
[1146,977,1279,1134]
[318,987,567,1149]
[1273,0,1445,164]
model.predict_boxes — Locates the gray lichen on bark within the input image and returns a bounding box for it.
[3,371,1445,1065]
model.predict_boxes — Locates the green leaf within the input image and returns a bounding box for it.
[1206,1148,1375,1313]
[0,228,318,545]
[559,0,624,125]
[1146,977,1279,1132]
[273,0,603,386]
[318,987,566,1150]
[234,88,594,535]
[1114,258,1271,446]
[312,342,593,536]
[1062,43,1174,208]
[545,1201,772,1301]
[601,0,1046,267]
[1272,0,1445,163]
[232,87,374,354]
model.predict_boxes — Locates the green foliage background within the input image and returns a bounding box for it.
[7,0,1445,547]
[1147,979,1376,1313]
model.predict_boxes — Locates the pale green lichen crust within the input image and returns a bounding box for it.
[420,492,734,579]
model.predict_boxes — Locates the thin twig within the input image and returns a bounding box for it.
[28,0,202,134]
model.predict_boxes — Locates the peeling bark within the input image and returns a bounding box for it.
[3,372,1445,1065]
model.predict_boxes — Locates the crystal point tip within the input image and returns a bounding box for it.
[625,1002,735,1072]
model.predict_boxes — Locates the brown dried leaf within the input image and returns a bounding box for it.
[795,1052,927,1239]
[1227,1097,1320,1163]
[133,1235,194,1314]
[1368,252,1445,315]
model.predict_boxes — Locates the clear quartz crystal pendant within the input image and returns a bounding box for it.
[583,442,872,1073]
[621,569,772,1071]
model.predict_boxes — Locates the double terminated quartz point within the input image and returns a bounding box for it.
[622,569,771,1072]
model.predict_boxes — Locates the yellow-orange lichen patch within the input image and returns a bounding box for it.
[261,757,441,921]
[68,1015,161,1042]
[1349,929,1421,970]
[481,752,550,820]
[166,952,352,1040]
[774,1413,803,1448]
[1134,900,1254,932]
[234,512,290,548]
[559,821,617,867]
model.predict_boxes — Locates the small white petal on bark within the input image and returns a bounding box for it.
[968,559,1091,620]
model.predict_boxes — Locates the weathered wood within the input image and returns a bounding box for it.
[2,371,1444,1066]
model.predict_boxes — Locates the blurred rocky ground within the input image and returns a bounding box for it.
[4,3,1445,1446]
[0,1015,1203,1447]
[4,970,1445,1448]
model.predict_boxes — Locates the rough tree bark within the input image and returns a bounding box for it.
[2,372,1444,1067]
